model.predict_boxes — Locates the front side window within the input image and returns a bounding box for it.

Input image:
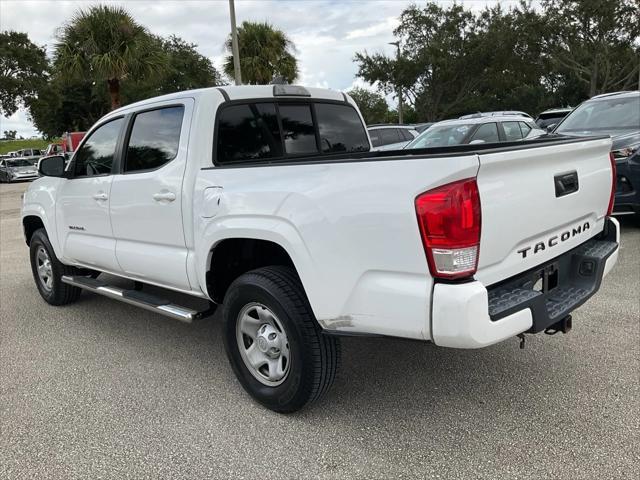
[125,106,184,172]
[217,103,281,164]
[73,118,124,177]
[502,121,523,141]
[406,124,474,148]
[470,123,499,143]
[280,104,317,154]
[315,103,369,153]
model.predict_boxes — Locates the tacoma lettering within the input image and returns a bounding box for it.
[517,222,590,258]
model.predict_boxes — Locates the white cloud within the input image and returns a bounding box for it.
[346,17,399,40]
[0,110,39,138]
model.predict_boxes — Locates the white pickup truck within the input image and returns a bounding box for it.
[22,85,620,412]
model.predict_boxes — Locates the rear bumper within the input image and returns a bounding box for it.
[432,217,619,349]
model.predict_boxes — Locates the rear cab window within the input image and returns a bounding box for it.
[215,100,369,165]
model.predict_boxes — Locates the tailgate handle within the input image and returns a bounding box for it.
[555,171,579,197]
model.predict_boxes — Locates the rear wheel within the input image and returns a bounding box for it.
[29,228,82,305]
[222,266,340,413]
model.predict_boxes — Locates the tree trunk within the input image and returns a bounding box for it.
[589,61,598,98]
[107,78,121,110]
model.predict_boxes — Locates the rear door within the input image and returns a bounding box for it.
[475,137,613,286]
[108,100,193,291]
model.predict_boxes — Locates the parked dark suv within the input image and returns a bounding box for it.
[554,91,640,216]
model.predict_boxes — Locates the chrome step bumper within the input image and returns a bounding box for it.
[61,275,208,323]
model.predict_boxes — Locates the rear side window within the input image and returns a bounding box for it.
[399,129,414,141]
[470,123,499,143]
[315,103,369,153]
[73,118,124,177]
[502,121,523,141]
[125,106,184,172]
[217,103,282,163]
[519,122,532,137]
[369,130,382,147]
[379,128,401,145]
[280,104,318,154]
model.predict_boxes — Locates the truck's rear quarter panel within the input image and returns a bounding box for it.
[197,154,479,340]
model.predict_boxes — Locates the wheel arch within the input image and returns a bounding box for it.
[206,237,300,304]
[23,215,46,246]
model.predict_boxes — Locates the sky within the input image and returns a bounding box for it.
[0,0,518,137]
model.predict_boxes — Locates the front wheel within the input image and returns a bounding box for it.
[29,228,82,305]
[222,266,340,413]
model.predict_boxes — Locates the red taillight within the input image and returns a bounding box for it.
[415,178,481,279]
[607,152,617,216]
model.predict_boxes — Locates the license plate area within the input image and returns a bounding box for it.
[487,219,618,332]
[532,262,559,293]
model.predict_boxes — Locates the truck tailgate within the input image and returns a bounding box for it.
[475,137,613,286]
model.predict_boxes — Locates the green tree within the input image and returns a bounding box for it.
[543,0,640,97]
[356,3,484,121]
[54,5,167,110]
[355,1,639,121]
[224,21,298,84]
[0,31,48,116]
[346,88,391,124]
[27,76,109,138]
[3,130,17,140]
[123,35,223,103]
[29,33,220,138]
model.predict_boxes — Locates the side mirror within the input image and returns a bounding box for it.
[38,155,66,177]
[546,124,557,133]
[469,139,486,145]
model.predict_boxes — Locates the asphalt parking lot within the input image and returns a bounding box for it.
[1,181,638,479]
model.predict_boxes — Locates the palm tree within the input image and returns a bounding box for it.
[54,5,167,110]
[224,21,298,85]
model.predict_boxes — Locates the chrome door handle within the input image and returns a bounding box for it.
[92,193,108,201]
[153,191,176,202]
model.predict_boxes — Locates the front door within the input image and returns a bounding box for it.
[56,117,125,271]
[109,101,192,291]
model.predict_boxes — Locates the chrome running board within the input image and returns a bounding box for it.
[61,275,211,323]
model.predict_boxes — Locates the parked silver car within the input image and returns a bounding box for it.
[459,110,533,120]
[0,158,39,182]
[367,124,419,151]
[405,116,544,148]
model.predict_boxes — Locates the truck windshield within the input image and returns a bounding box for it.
[406,123,474,148]
[556,96,640,136]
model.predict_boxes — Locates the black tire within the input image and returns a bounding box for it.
[222,266,340,413]
[29,228,82,305]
